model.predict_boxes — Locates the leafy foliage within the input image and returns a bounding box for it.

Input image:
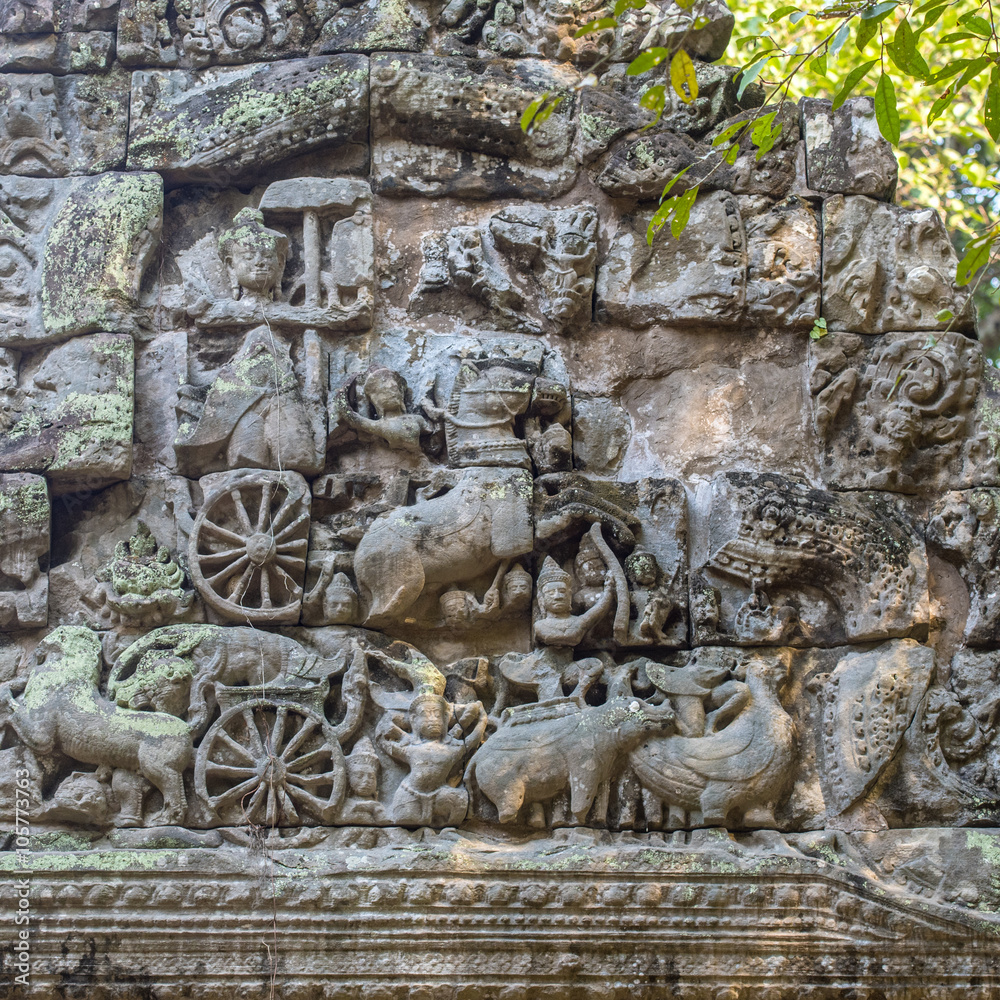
[545,0,1000,346]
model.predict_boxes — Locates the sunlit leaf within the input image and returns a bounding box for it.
[724,142,741,164]
[737,58,769,100]
[860,1,897,20]
[832,58,878,109]
[874,72,901,144]
[956,236,995,285]
[574,16,618,37]
[986,81,1000,141]
[809,317,828,340]
[671,185,699,238]
[614,0,646,15]
[627,47,670,75]
[670,49,699,104]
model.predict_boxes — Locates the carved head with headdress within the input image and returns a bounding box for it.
[345,736,380,798]
[323,572,359,625]
[218,207,288,301]
[536,556,572,617]
[409,686,451,741]
[361,367,408,419]
[574,532,606,587]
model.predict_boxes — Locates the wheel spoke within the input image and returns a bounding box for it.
[243,782,266,822]
[274,512,309,542]
[268,494,299,534]
[240,707,267,757]
[271,563,303,599]
[285,782,328,812]
[271,706,288,753]
[256,481,273,532]
[286,771,334,790]
[276,537,308,553]
[200,520,247,546]
[230,489,254,534]
[214,732,257,764]
[280,718,318,760]
[275,555,306,574]
[286,746,331,772]
[206,553,249,587]
[229,564,255,603]
[260,567,272,609]
[212,776,260,809]
[198,546,248,565]
[279,788,300,825]
[205,763,256,780]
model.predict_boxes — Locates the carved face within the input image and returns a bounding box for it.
[502,572,532,607]
[540,580,572,616]
[225,239,285,297]
[575,553,605,586]
[626,553,657,587]
[347,758,378,798]
[365,375,405,418]
[323,590,357,625]
[412,699,447,741]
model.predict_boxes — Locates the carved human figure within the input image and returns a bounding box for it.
[624,549,676,644]
[338,736,387,823]
[334,368,435,454]
[376,690,487,827]
[437,560,532,629]
[218,206,288,304]
[533,555,614,647]
[174,326,318,474]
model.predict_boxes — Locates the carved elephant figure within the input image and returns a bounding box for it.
[629,651,796,829]
[465,696,675,825]
[0,626,193,827]
[353,467,532,624]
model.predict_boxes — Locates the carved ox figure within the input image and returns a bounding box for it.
[353,468,533,625]
[466,696,675,825]
[0,626,193,827]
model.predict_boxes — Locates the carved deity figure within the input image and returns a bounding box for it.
[218,206,288,305]
[174,325,318,475]
[376,689,487,827]
[437,561,533,629]
[338,736,387,823]
[533,554,614,647]
[333,368,435,454]
[624,549,677,645]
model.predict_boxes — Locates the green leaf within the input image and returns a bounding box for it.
[956,237,995,286]
[750,109,778,144]
[986,82,1000,141]
[647,196,677,243]
[574,16,618,37]
[856,17,878,50]
[767,4,800,21]
[671,185,699,238]
[755,122,783,159]
[889,18,930,80]
[935,309,954,322]
[832,58,878,109]
[928,88,955,125]
[639,84,666,128]
[874,72,901,145]
[712,120,746,146]
[670,50,699,104]
[737,58,769,100]
[809,317,828,340]
[789,10,808,23]
[521,92,548,133]
[935,55,991,84]
[660,164,694,201]
[958,12,993,36]
[919,2,949,29]
[829,21,851,57]
[724,142,740,164]
[861,1,897,20]
[812,52,828,76]
[627,46,670,75]
[693,15,710,28]
[675,0,697,10]
[614,0,645,15]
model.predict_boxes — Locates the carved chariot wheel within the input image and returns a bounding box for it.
[195,700,347,826]
[189,471,310,624]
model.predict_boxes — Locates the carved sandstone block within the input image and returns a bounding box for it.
[0,332,134,491]
[0,172,162,347]
[809,330,1000,492]
[0,69,129,176]
[690,472,929,647]
[126,55,370,184]
[0,472,49,629]
[370,54,579,199]
[411,203,597,336]
[596,190,746,328]
[802,97,898,200]
[822,194,974,334]
[0,32,116,74]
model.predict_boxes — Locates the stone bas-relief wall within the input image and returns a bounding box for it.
[2,3,1000,998]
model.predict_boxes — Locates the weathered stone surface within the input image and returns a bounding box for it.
[823,193,975,334]
[411,203,597,335]
[0,31,116,73]
[1,0,119,34]
[0,472,48,629]
[802,96,898,199]
[126,55,369,183]
[41,171,162,340]
[0,69,128,175]
[371,54,579,198]
[809,330,1000,491]
[0,332,133,490]
[595,103,800,200]
[596,190,746,328]
[690,472,929,647]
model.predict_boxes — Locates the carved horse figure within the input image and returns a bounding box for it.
[352,467,533,625]
[0,626,193,826]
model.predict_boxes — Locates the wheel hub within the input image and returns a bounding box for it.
[258,755,287,785]
[246,532,276,566]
